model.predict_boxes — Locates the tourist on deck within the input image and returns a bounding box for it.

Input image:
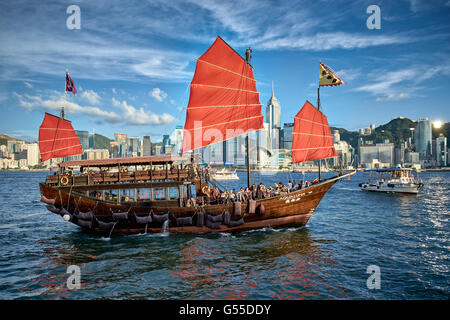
[229,189,236,202]
[292,180,298,191]
[221,189,229,203]
[237,187,245,202]
[244,187,251,201]
[287,180,292,191]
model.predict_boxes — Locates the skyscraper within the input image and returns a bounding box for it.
[416,118,432,160]
[265,82,281,130]
[143,136,152,156]
[76,130,89,151]
[265,82,281,152]
[281,123,294,150]
[435,134,447,167]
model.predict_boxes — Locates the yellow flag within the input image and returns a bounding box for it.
[319,62,344,87]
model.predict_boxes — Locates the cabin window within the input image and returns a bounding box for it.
[169,187,178,200]
[137,189,149,200]
[154,188,166,200]
[107,190,118,201]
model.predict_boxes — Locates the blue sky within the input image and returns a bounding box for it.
[1,0,449,142]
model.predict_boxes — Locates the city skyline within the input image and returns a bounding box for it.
[1,1,450,143]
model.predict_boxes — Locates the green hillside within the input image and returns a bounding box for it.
[92,133,112,150]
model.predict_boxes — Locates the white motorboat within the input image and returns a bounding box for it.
[359,168,424,194]
[211,167,239,181]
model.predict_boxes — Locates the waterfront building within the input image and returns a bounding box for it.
[359,142,395,168]
[172,126,184,154]
[435,134,447,167]
[332,130,340,143]
[26,143,40,167]
[76,130,89,151]
[395,143,405,166]
[153,144,162,156]
[265,82,281,152]
[416,118,432,160]
[128,136,140,155]
[85,149,109,160]
[266,82,281,130]
[142,136,152,156]
[162,135,171,154]
[7,140,24,154]
[110,141,120,158]
[332,140,352,168]
[281,123,294,150]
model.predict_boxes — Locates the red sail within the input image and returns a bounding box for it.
[38,113,83,161]
[291,101,337,164]
[182,37,264,152]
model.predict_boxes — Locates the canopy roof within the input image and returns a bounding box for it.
[60,155,190,168]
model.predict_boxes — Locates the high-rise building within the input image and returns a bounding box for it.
[332,130,340,143]
[128,136,140,155]
[265,82,281,130]
[416,118,432,160]
[142,136,152,156]
[26,143,40,167]
[162,135,170,154]
[435,134,447,167]
[76,130,89,151]
[281,123,294,150]
[359,142,395,168]
[172,126,184,154]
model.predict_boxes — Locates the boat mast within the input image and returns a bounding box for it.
[62,70,68,120]
[317,86,321,181]
[245,47,252,188]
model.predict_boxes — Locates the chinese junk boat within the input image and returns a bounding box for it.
[39,37,354,235]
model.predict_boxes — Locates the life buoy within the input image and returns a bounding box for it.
[60,176,69,186]
[202,185,211,195]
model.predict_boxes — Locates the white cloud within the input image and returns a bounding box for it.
[14,92,121,122]
[112,97,176,125]
[150,88,168,102]
[376,93,411,102]
[24,81,33,88]
[354,64,450,101]
[80,89,101,105]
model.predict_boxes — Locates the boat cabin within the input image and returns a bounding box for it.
[45,155,200,207]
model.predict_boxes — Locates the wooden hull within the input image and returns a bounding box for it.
[39,173,353,235]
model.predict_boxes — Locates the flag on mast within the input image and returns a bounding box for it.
[65,72,77,94]
[319,62,344,87]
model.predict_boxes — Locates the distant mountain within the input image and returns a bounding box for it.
[371,117,417,145]
[0,134,22,146]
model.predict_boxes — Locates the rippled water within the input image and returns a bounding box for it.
[0,170,448,299]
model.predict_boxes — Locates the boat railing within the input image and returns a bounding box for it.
[46,168,191,187]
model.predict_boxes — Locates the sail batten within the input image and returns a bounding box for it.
[291,101,337,164]
[38,113,83,162]
[182,37,264,153]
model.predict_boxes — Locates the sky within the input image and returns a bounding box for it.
[0,0,449,142]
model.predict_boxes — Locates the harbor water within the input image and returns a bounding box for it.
[0,170,448,299]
